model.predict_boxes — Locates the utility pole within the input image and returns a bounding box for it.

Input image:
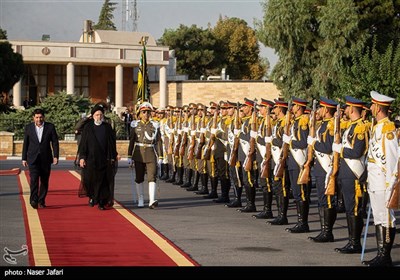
[122,0,138,31]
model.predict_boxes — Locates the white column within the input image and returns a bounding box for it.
[115,64,123,111]
[12,79,22,107]
[66,62,74,95]
[159,66,167,108]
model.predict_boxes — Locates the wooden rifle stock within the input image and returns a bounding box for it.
[243,99,258,172]
[228,103,241,167]
[195,113,206,159]
[173,110,182,157]
[325,104,341,196]
[187,113,196,160]
[179,111,189,156]
[298,99,317,184]
[275,101,292,178]
[260,106,272,178]
[167,109,174,155]
[202,110,218,160]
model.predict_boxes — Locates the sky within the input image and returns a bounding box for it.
[0,0,279,70]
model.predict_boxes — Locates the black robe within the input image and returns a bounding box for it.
[77,120,118,206]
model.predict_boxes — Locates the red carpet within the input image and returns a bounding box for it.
[18,170,198,266]
[0,168,21,176]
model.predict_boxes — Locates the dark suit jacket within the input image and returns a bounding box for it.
[22,122,59,165]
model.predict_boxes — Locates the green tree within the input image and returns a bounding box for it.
[340,40,400,116]
[158,24,217,79]
[93,0,117,30]
[0,28,7,39]
[0,41,24,93]
[212,16,266,80]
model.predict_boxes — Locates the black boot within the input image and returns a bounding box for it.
[267,193,288,225]
[181,168,193,188]
[160,164,169,181]
[195,173,209,195]
[286,200,310,233]
[225,185,242,208]
[336,183,345,213]
[204,177,218,199]
[214,178,231,203]
[165,167,176,183]
[362,225,395,267]
[308,207,336,242]
[172,166,184,185]
[186,171,200,191]
[335,214,363,254]
[238,185,257,212]
[252,189,274,219]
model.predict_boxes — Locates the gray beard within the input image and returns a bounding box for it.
[94,120,103,126]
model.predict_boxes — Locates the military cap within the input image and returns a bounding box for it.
[197,103,207,110]
[370,91,395,107]
[188,103,197,109]
[182,105,189,112]
[273,99,288,108]
[227,101,238,108]
[138,101,154,111]
[304,107,311,114]
[174,106,182,112]
[166,105,175,111]
[362,102,371,111]
[91,103,106,115]
[292,97,308,107]
[345,96,365,108]
[242,98,256,107]
[319,97,338,109]
[209,101,219,109]
[259,98,274,107]
[219,100,230,109]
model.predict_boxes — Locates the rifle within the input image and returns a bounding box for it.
[243,99,258,172]
[173,109,182,157]
[228,102,241,167]
[195,112,206,159]
[298,99,317,184]
[179,110,189,156]
[325,104,341,196]
[388,127,400,209]
[202,109,218,160]
[260,104,272,178]
[275,101,292,178]
[167,109,175,155]
[187,111,196,160]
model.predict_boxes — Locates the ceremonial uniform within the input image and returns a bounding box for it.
[128,102,163,209]
[194,104,210,195]
[308,97,337,242]
[363,91,397,267]
[334,96,368,254]
[267,99,290,225]
[284,97,310,233]
[253,99,275,219]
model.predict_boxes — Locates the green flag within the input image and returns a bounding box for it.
[136,42,150,104]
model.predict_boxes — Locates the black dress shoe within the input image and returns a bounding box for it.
[98,205,105,210]
[30,201,38,209]
[149,200,159,209]
[88,198,95,207]
[38,203,46,209]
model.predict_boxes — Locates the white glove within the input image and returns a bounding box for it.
[158,158,163,165]
[307,136,316,146]
[127,158,132,165]
[190,131,196,136]
[332,143,342,153]
[265,136,272,144]
[282,134,292,144]
[211,128,218,135]
[234,129,241,136]
[250,130,258,139]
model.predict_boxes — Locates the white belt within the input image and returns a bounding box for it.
[136,143,154,147]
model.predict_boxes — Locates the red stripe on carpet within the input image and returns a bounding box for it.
[0,168,21,176]
[19,170,197,266]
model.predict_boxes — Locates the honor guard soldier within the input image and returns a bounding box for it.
[363,91,397,266]
[333,96,368,254]
[307,97,338,242]
[267,99,290,225]
[236,98,258,212]
[194,103,210,195]
[128,102,163,209]
[157,108,169,180]
[164,105,177,183]
[283,97,310,233]
[253,98,275,219]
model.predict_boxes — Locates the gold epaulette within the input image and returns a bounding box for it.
[225,116,233,126]
[257,116,263,126]
[172,116,177,122]
[382,120,396,134]
[326,118,334,135]
[153,117,160,122]
[354,121,367,134]
[280,117,286,128]
[299,114,309,126]
[340,120,349,130]
[195,115,201,123]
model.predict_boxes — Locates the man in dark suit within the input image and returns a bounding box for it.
[22,108,59,209]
